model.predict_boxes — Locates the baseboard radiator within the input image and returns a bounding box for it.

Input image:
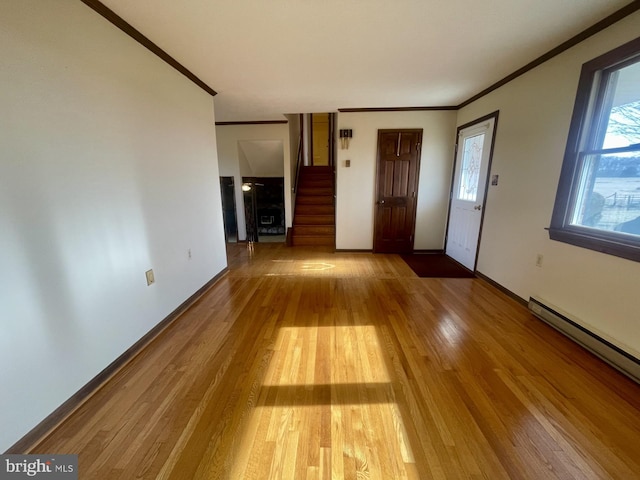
[528,297,640,384]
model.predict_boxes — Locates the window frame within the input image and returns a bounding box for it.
[549,36,640,262]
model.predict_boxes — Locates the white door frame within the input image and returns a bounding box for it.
[445,111,499,271]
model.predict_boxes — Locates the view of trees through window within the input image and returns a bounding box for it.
[550,37,640,261]
[583,151,640,233]
[573,62,640,235]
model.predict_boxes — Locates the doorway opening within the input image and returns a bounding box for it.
[308,113,336,167]
[445,112,499,271]
[220,176,238,243]
[242,177,286,243]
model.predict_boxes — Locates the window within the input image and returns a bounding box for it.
[458,132,486,202]
[549,36,640,262]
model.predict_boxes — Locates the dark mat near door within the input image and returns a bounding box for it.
[400,253,475,278]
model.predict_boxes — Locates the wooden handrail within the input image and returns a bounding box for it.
[293,124,304,194]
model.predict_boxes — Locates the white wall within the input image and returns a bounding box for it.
[336,111,457,250]
[215,123,291,241]
[457,11,640,358]
[0,0,226,451]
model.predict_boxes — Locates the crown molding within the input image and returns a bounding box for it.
[215,120,288,126]
[338,106,457,113]
[80,0,216,97]
[457,1,640,108]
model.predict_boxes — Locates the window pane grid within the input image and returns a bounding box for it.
[570,150,640,235]
[600,62,640,149]
[550,37,640,261]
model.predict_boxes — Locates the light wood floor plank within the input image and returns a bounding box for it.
[30,243,640,479]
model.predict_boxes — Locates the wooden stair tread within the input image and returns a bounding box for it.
[296,195,334,205]
[295,205,335,215]
[294,215,334,225]
[293,225,335,235]
[297,187,334,195]
[292,167,336,248]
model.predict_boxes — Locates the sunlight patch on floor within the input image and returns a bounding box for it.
[226,323,417,479]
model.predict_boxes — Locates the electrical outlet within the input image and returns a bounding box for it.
[535,254,543,267]
[145,269,155,286]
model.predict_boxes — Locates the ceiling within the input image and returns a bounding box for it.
[97,0,634,122]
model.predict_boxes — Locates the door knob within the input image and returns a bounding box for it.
[379,200,385,204]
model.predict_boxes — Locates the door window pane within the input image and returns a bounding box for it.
[458,133,485,202]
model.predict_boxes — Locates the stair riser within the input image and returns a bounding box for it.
[292,236,335,246]
[301,166,333,174]
[296,196,334,205]
[298,175,335,183]
[295,205,335,215]
[294,215,334,225]
[298,188,334,196]
[299,177,334,186]
[294,226,335,236]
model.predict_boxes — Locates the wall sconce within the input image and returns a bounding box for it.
[339,129,353,149]
[241,183,252,192]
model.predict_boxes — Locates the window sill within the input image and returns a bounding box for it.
[548,227,640,263]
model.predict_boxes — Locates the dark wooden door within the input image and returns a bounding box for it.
[373,129,422,253]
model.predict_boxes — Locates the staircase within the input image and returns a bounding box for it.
[290,166,335,247]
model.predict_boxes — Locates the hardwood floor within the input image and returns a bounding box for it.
[32,243,640,479]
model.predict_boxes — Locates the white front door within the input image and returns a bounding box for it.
[446,116,497,270]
